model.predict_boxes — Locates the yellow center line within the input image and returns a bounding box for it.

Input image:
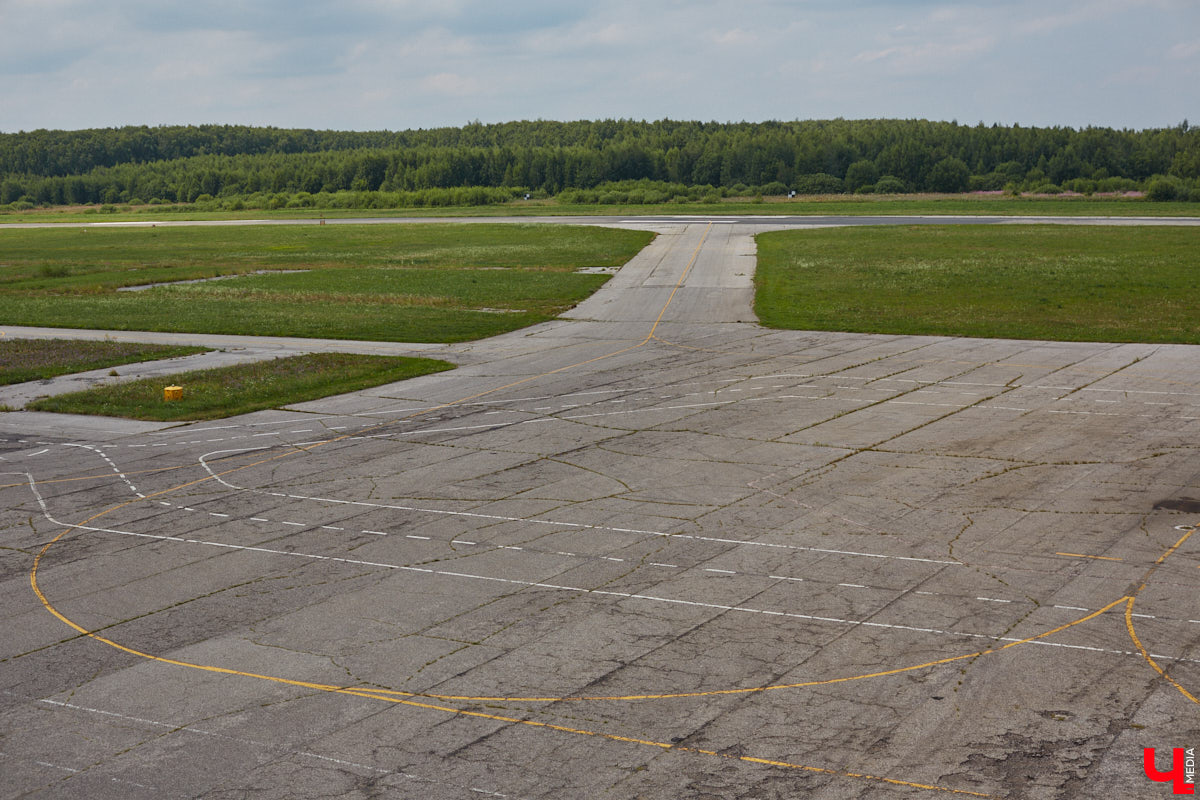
[24,221,1188,795]
[1056,552,1124,562]
[20,220,1005,796]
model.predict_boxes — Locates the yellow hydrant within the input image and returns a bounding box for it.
[163,385,183,401]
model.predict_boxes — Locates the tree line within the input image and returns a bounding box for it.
[1,119,1197,208]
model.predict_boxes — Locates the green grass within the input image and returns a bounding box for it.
[1,194,1197,223]
[0,339,208,385]
[27,353,455,420]
[754,225,1200,343]
[0,224,654,342]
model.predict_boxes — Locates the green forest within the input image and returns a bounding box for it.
[2,118,1197,210]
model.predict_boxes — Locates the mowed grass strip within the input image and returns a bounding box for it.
[27,353,455,421]
[755,225,1200,343]
[0,223,652,286]
[0,224,654,342]
[2,281,586,342]
[4,195,1197,224]
[0,339,207,386]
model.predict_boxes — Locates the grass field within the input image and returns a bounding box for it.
[0,339,208,386]
[27,353,455,421]
[0,224,654,342]
[754,225,1200,343]
[1,194,1197,223]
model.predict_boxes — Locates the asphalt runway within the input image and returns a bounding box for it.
[2,218,1199,798]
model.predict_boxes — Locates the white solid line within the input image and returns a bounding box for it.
[198,453,963,567]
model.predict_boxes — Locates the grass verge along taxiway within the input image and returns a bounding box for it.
[756,224,1200,343]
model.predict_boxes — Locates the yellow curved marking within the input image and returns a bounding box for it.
[27,475,1132,709]
[22,224,1004,796]
[1125,597,1200,705]
[360,597,1132,703]
[30,524,998,798]
[330,690,1003,798]
[1123,527,1199,705]
[29,496,1131,710]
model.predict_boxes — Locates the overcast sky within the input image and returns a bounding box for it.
[1,0,1196,133]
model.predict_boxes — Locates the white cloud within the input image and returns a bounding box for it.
[0,0,1196,131]
[712,28,758,48]
[420,72,483,97]
[1168,39,1200,60]
[853,36,996,74]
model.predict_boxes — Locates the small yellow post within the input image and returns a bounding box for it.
[164,385,183,401]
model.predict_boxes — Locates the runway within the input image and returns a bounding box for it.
[2,218,1198,798]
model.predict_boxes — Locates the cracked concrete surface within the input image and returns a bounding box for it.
[1,216,1199,799]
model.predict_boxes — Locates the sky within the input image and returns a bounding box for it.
[1,0,1197,133]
